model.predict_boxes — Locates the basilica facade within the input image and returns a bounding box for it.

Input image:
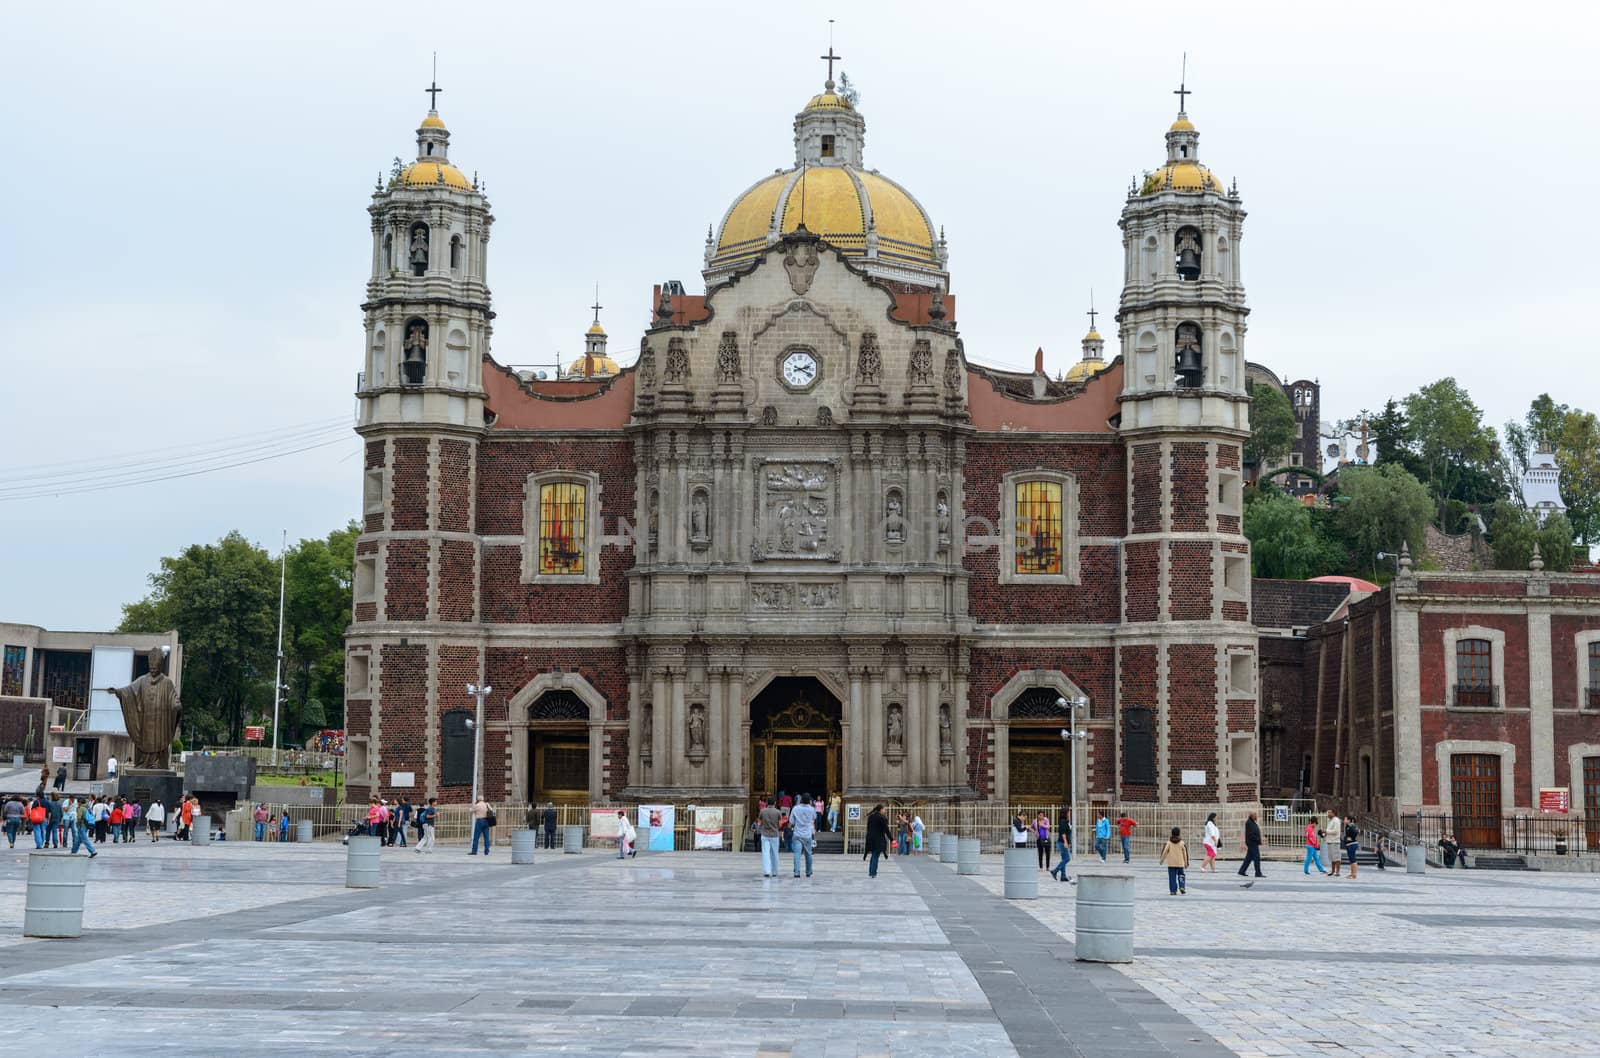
[343,71,1261,810]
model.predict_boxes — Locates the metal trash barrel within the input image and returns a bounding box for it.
[23,853,90,938]
[191,815,211,846]
[1075,870,1135,962]
[1002,847,1038,899]
[1406,844,1426,874]
[927,831,942,857]
[636,825,651,856]
[11,753,22,770]
[346,835,381,888]
[940,834,960,864]
[297,818,313,844]
[563,825,585,854]
[511,829,537,865]
[957,837,981,875]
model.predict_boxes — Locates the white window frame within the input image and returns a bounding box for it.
[1576,630,1600,710]
[998,469,1079,586]
[1442,626,1505,710]
[522,470,603,586]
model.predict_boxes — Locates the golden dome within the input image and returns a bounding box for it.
[1140,162,1225,196]
[566,353,621,377]
[420,112,447,130]
[805,91,853,111]
[1084,328,1102,342]
[1065,359,1110,383]
[709,166,937,272]
[1168,116,1195,132]
[586,322,606,336]
[397,160,471,190]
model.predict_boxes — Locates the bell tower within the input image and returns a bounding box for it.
[358,78,493,429]
[1114,79,1258,807]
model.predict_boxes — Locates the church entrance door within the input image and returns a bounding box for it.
[527,690,590,806]
[748,677,841,813]
[1006,688,1072,807]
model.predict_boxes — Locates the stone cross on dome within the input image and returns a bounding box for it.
[820,45,842,88]
[425,53,443,111]
[1172,53,1191,114]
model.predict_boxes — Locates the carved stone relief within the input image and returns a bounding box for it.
[943,347,962,391]
[749,582,841,611]
[663,337,690,384]
[761,405,778,426]
[638,339,657,391]
[856,331,881,385]
[641,703,654,761]
[715,331,741,382]
[908,338,933,386]
[754,460,836,560]
[783,239,820,294]
[816,405,833,427]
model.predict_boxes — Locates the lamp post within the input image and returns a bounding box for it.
[1057,695,1088,857]
[465,682,492,805]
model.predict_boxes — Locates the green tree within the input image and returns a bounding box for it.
[1403,378,1508,509]
[1368,399,1422,478]
[1334,464,1434,576]
[1246,383,1297,470]
[1555,410,1600,546]
[118,531,277,746]
[281,521,358,745]
[1488,503,1574,572]
[1504,393,1569,479]
[1244,490,1344,579]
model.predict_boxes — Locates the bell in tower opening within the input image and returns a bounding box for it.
[1174,321,1203,388]
[402,318,428,385]
[1174,226,1201,281]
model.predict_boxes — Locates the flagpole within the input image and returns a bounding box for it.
[271,528,287,768]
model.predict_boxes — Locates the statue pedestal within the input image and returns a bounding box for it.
[118,770,185,832]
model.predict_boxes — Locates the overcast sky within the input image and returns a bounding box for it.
[3,2,1594,630]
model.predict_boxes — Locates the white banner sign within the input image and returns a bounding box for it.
[694,807,724,849]
[52,746,74,763]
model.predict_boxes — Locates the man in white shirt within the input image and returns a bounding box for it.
[106,756,118,780]
[146,799,165,841]
[1323,810,1343,876]
[789,793,819,878]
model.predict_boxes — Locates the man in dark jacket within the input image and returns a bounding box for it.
[542,803,558,849]
[1237,811,1264,879]
[53,764,67,792]
[863,805,891,878]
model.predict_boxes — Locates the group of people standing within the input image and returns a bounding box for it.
[755,792,821,877]
[359,795,440,852]
[1,787,197,855]
[1300,808,1382,880]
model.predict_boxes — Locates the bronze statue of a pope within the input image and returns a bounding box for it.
[105,647,183,770]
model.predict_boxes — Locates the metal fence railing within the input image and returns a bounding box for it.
[1408,813,1594,857]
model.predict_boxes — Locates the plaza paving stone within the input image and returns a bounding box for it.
[1,833,1591,1056]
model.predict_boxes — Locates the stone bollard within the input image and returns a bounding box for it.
[510,829,537,865]
[927,831,942,857]
[297,818,314,844]
[346,835,381,889]
[191,815,211,846]
[957,837,981,875]
[1002,847,1038,899]
[636,825,652,856]
[1406,844,1426,874]
[1074,870,1135,963]
[563,825,585,854]
[23,852,90,939]
[940,833,960,864]
[11,753,23,770]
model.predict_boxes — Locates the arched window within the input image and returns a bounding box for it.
[820,134,835,158]
[382,232,393,272]
[1014,480,1063,574]
[449,234,463,273]
[1455,638,1494,708]
[1174,322,1203,388]
[408,222,430,276]
[440,709,474,786]
[1174,226,1201,280]
[401,317,428,385]
[538,481,587,575]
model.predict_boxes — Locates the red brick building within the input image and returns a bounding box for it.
[344,79,1260,810]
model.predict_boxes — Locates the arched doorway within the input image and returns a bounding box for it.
[749,676,841,811]
[1006,688,1071,805]
[528,690,590,805]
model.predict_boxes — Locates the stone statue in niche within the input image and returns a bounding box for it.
[638,340,657,391]
[690,491,709,541]
[647,490,660,553]
[687,704,707,754]
[936,493,951,548]
[856,331,881,385]
[939,703,953,756]
[761,405,778,426]
[886,704,903,751]
[885,492,904,544]
[816,405,833,427]
[641,703,654,760]
[408,224,429,276]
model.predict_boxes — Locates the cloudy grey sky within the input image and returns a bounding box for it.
[3,2,1593,630]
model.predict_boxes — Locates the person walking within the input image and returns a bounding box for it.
[827,792,841,833]
[1158,827,1190,895]
[1201,812,1220,872]
[542,803,558,849]
[1114,812,1138,863]
[790,793,818,878]
[1034,812,1052,871]
[70,798,98,858]
[278,813,289,843]
[864,804,891,878]
[1303,819,1326,874]
[756,798,782,877]
[47,793,66,849]
[414,798,437,853]
[1323,810,1343,877]
[1342,817,1360,880]
[1237,811,1265,880]
[619,811,637,859]
[28,796,48,849]
[911,814,925,855]
[896,812,911,857]
[147,798,165,842]
[106,755,118,781]
[109,800,124,843]
[365,797,384,840]
[53,763,67,792]
[126,800,140,842]
[470,797,492,855]
[177,795,194,841]
[1094,812,1112,862]
[2,795,22,848]
[393,799,411,847]
[1049,814,1072,883]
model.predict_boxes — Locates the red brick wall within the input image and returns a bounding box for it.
[430,646,481,797]
[377,643,428,794]
[438,439,474,532]
[1170,442,1210,532]
[962,440,1124,624]
[1418,613,1529,707]
[1125,542,1159,622]
[1169,541,1213,621]
[384,539,429,622]
[1131,444,1161,534]
[1167,643,1218,801]
[437,541,476,623]
[483,646,630,798]
[1552,581,1600,598]
[1118,645,1159,801]
[1418,579,1525,597]
[1552,615,1600,708]
[1420,708,1532,810]
[391,438,430,531]
[967,648,1116,721]
[1216,444,1240,471]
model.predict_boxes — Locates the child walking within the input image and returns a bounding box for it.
[1158,827,1190,895]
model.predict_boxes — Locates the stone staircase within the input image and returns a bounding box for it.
[1468,853,1535,871]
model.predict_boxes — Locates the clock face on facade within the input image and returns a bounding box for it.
[781,350,818,389]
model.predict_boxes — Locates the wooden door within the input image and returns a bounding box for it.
[1450,753,1502,849]
[1585,757,1600,851]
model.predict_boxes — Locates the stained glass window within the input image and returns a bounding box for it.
[1014,480,1062,575]
[538,481,587,575]
[1,645,24,697]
